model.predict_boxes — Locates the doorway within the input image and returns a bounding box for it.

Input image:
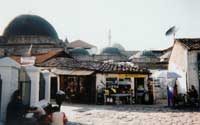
[51,77,58,99]
[60,75,96,104]
[135,78,145,104]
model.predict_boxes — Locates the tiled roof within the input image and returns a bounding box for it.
[67,40,96,49]
[34,50,70,63]
[71,54,128,62]
[36,57,101,70]
[97,62,150,74]
[37,57,150,74]
[177,38,200,50]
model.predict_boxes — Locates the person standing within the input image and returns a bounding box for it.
[173,83,178,107]
[167,85,173,107]
[6,90,26,125]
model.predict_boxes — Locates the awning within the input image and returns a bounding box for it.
[70,70,94,76]
[52,68,94,76]
[51,68,73,75]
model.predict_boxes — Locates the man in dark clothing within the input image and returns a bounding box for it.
[6,90,26,125]
[187,85,198,105]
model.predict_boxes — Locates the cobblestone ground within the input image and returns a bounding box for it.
[61,104,200,125]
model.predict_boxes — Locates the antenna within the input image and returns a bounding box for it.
[165,26,179,40]
[108,29,112,46]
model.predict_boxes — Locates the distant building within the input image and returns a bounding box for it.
[67,40,97,55]
[129,48,172,71]
[169,38,200,94]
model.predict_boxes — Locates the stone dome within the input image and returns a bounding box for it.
[3,14,58,39]
[69,48,90,56]
[101,47,121,55]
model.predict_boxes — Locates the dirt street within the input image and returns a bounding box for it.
[61,104,200,125]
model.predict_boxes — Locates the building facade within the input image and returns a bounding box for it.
[169,38,200,95]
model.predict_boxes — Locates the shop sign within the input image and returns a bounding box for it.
[118,74,147,78]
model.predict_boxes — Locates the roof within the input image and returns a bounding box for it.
[133,51,157,58]
[71,54,128,62]
[101,47,122,55]
[3,14,58,39]
[176,38,200,50]
[69,48,90,56]
[0,57,21,68]
[123,50,139,57]
[97,62,150,74]
[37,57,150,74]
[68,40,96,49]
[11,50,70,64]
[160,51,171,59]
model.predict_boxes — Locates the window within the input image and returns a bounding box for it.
[39,73,45,100]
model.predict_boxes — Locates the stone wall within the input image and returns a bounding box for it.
[0,36,67,56]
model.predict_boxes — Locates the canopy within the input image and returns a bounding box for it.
[52,68,94,76]
[152,71,181,79]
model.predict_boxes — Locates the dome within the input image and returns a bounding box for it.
[69,48,90,56]
[3,14,58,39]
[101,47,121,55]
[134,51,157,58]
[112,43,125,51]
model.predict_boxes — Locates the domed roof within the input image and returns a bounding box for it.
[134,51,157,58]
[3,15,58,39]
[69,48,90,56]
[101,47,121,55]
[112,43,125,51]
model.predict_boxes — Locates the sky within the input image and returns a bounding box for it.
[0,0,200,50]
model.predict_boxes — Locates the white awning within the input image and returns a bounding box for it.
[70,70,94,76]
[51,68,94,76]
[51,68,73,75]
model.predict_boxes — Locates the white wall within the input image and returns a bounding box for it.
[0,67,19,122]
[96,74,106,89]
[0,57,20,124]
[168,41,188,94]
[187,50,200,94]
[42,70,50,103]
[25,66,50,107]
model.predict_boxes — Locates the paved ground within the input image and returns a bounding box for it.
[61,104,200,125]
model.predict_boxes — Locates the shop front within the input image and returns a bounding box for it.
[52,68,96,104]
[96,73,149,104]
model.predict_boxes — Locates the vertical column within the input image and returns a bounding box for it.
[25,66,40,106]
[144,77,148,90]
[131,77,135,91]
[42,70,50,103]
[57,75,60,91]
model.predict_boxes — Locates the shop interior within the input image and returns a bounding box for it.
[104,77,145,104]
[59,75,96,104]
